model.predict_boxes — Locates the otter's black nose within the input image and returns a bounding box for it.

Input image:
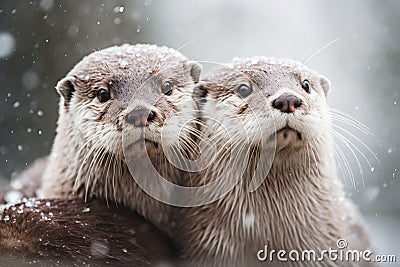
[272,95,302,113]
[125,108,155,127]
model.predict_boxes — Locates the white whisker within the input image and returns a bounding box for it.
[304,38,339,64]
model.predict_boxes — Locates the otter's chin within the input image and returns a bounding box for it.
[275,127,303,151]
[276,126,302,140]
[125,138,160,154]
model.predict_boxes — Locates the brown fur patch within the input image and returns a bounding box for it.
[0,198,176,266]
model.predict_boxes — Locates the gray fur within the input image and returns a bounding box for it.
[41,44,201,236]
[176,57,375,266]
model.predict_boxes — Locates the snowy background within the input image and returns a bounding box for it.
[0,0,399,265]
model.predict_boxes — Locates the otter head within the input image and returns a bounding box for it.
[198,57,331,158]
[55,44,202,160]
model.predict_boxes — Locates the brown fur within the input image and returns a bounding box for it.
[176,57,374,266]
[41,44,201,235]
[0,198,176,266]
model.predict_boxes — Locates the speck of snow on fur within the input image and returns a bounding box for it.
[4,190,23,204]
[242,212,255,230]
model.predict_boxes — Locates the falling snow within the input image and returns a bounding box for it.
[0,2,398,263]
[39,0,54,11]
[114,17,122,25]
[22,70,39,90]
[370,167,375,172]
[13,101,20,108]
[113,6,125,13]
[0,32,15,58]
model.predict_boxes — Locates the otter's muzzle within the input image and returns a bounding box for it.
[272,94,302,113]
[125,108,155,127]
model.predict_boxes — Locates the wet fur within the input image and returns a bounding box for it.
[177,58,374,266]
[41,44,202,235]
[0,198,175,266]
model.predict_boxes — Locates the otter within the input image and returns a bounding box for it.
[0,44,201,265]
[0,198,176,266]
[176,57,374,266]
[40,44,202,235]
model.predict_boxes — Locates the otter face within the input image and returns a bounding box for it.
[56,44,201,157]
[199,57,331,153]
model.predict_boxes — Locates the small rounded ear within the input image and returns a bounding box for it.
[319,75,331,96]
[56,76,75,109]
[187,61,202,83]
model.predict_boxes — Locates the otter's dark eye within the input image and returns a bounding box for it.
[161,81,173,95]
[301,79,311,93]
[97,88,111,102]
[236,84,252,98]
